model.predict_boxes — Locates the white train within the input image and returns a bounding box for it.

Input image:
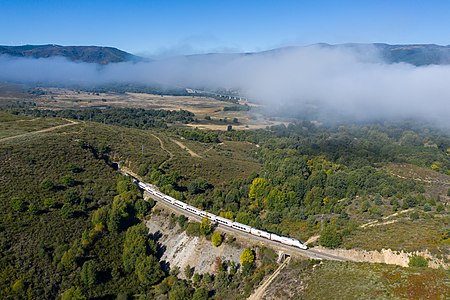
[137,180,308,250]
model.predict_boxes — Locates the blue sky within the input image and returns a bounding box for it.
[1,0,449,55]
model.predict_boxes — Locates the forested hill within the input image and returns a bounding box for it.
[0,44,141,64]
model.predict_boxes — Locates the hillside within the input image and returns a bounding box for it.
[2,104,450,298]
[0,44,140,64]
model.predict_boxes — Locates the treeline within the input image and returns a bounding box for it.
[79,84,189,96]
[223,105,250,111]
[173,128,221,143]
[8,107,195,129]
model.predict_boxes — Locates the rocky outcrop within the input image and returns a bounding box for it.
[313,246,449,269]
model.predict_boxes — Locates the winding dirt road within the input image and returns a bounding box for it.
[0,119,79,143]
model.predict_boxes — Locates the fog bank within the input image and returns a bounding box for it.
[1,44,450,124]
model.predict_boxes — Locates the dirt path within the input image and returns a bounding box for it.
[247,257,291,300]
[0,119,79,142]
[150,133,174,168]
[360,208,414,228]
[169,138,202,158]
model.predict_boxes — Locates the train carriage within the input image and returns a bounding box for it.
[186,205,201,215]
[250,228,271,239]
[199,211,217,222]
[163,195,175,204]
[215,216,233,227]
[174,200,187,209]
[231,222,251,233]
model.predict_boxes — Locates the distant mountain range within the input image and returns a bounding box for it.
[371,43,450,66]
[0,44,141,64]
[250,43,450,66]
[1,43,450,66]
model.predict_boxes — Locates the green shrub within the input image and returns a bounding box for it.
[410,211,420,220]
[186,222,201,237]
[43,197,56,209]
[408,255,428,268]
[319,223,343,248]
[40,179,55,191]
[11,197,26,212]
[212,232,223,247]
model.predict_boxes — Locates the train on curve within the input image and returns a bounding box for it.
[137,180,308,250]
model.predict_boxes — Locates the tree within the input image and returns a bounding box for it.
[11,279,25,295]
[192,287,209,300]
[40,179,55,191]
[240,248,255,267]
[178,215,188,229]
[319,222,342,248]
[61,287,85,300]
[186,222,201,237]
[60,249,77,271]
[80,260,97,288]
[184,264,194,279]
[248,177,270,209]
[134,199,151,217]
[200,217,212,236]
[168,280,194,300]
[122,224,157,273]
[91,206,109,227]
[43,197,56,209]
[212,232,223,247]
[61,203,74,218]
[61,175,76,187]
[27,202,38,215]
[227,125,233,132]
[11,197,26,212]
[135,255,164,285]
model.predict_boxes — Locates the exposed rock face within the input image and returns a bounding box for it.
[146,205,244,278]
[313,246,450,269]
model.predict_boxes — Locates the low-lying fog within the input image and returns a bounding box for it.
[1,44,450,125]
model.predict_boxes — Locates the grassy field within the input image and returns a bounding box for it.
[0,112,67,139]
[265,260,450,299]
[343,216,450,255]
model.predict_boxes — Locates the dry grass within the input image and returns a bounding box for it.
[265,260,450,299]
[344,216,450,255]
[386,163,450,198]
[29,88,284,131]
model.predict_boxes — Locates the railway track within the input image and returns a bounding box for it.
[144,191,354,262]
